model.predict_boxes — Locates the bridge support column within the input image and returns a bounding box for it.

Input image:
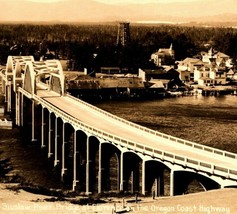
[142,160,146,195]
[170,170,174,196]
[15,91,20,126]
[48,113,53,158]
[61,123,67,182]
[41,108,46,148]
[31,100,37,142]
[7,81,11,112]
[4,83,7,102]
[120,152,124,192]
[86,135,90,195]
[98,143,102,193]
[54,117,59,166]
[156,177,161,197]
[20,93,24,127]
[72,131,78,191]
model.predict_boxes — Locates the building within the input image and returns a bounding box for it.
[201,48,232,68]
[177,57,204,81]
[138,67,181,89]
[177,69,191,82]
[151,44,175,66]
[117,22,130,47]
[194,66,227,86]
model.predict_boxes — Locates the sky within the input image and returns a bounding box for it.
[25,0,66,2]
[23,0,200,3]
[94,0,198,4]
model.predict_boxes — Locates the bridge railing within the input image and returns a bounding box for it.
[66,93,237,160]
[31,92,237,181]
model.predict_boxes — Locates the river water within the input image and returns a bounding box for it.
[95,95,237,153]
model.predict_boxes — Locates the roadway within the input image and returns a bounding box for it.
[37,89,237,171]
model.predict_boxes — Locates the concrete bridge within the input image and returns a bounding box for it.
[1,55,237,197]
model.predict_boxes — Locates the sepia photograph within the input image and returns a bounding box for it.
[0,0,237,213]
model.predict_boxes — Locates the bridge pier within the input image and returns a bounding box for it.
[41,108,46,148]
[54,117,59,166]
[142,160,146,195]
[98,142,102,193]
[31,100,37,142]
[170,170,174,196]
[7,81,12,112]
[15,91,20,126]
[20,93,24,126]
[120,152,124,192]
[48,113,53,158]
[86,135,91,195]
[61,123,67,182]
[72,131,79,191]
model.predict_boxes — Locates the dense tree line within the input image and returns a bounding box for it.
[1,23,237,71]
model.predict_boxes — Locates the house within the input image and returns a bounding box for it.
[177,57,204,81]
[194,65,227,86]
[194,66,211,82]
[177,58,204,72]
[151,44,175,66]
[201,48,232,68]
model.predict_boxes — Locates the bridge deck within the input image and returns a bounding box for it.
[37,89,237,171]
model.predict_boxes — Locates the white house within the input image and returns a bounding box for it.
[194,65,227,86]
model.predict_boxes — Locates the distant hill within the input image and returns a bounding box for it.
[0,0,237,24]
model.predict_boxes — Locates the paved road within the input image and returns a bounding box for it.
[37,89,237,171]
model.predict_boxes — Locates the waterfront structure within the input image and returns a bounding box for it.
[138,67,181,89]
[1,56,237,197]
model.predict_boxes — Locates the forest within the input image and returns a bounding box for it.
[1,23,237,72]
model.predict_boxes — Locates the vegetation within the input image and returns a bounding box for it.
[1,23,237,70]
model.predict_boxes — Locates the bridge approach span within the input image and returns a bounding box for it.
[32,88,237,183]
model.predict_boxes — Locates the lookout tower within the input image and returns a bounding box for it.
[117,22,130,47]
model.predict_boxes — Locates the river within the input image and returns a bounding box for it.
[94,95,237,153]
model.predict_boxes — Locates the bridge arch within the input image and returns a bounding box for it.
[144,160,170,196]
[122,151,142,193]
[172,170,220,195]
[34,60,65,95]
[23,62,35,95]
[98,142,121,192]
[6,56,34,74]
